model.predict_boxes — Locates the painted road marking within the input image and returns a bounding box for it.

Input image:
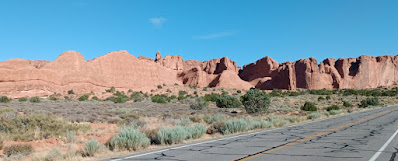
[369,128,398,161]
[233,109,396,161]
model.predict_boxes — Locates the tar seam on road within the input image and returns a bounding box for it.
[232,109,397,161]
[369,127,398,161]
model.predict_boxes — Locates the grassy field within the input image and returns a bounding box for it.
[1,85,397,160]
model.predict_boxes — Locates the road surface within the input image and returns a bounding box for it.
[109,105,398,161]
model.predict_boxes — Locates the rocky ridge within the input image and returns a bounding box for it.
[0,50,397,97]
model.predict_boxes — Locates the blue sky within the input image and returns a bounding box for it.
[0,0,397,66]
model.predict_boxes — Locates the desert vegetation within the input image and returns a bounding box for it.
[0,86,397,160]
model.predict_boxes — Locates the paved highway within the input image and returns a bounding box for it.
[109,105,398,161]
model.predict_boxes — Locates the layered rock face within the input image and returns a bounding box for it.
[1,50,397,98]
[241,55,398,90]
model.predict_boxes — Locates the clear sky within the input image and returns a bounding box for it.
[0,0,397,66]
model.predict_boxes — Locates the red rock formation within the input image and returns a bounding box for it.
[1,50,398,98]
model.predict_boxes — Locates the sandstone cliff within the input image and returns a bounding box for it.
[1,50,397,98]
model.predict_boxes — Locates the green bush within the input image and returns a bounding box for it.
[178,117,192,126]
[3,144,33,157]
[18,97,28,102]
[157,126,187,145]
[68,90,75,95]
[203,87,208,91]
[157,85,162,89]
[151,94,170,104]
[241,89,270,113]
[113,91,129,103]
[190,98,208,110]
[130,92,143,102]
[82,138,101,157]
[301,102,317,111]
[220,119,248,134]
[326,95,331,100]
[343,101,353,107]
[326,105,340,111]
[266,115,289,127]
[216,95,241,108]
[109,127,150,151]
[237,90,242,94]
[203,93,220,102]
[78,95,89,101]
[359,97,380,108]
[185,124,206,139]
[318,96,325,101]
[49,96,58,101]
[0,96,10,103]
[106,87,116,93]
[307,112,321,120]
[30,97,40,103]
[178,90,188,96]
[91,96,99,101]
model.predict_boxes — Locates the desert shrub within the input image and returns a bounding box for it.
[326,105,340,111]
[130,92,143,102]
[237,90,242,94]
[177,95,186,101]
[78,94,89,101]
[204,114,226,124]
[91,96,99,101]
[203,87,208,91]
[106,87,116,93]
[216,95,241,108]
[245,117,272,130]
[3,144,33,157]
[82,138,101,157]
[0,115,90,141]
[329,110,344,115]
[359,97,380,108]
[307,112,321,120]
[66,130,77,143]
[113,91,129,103]
[178,117,192,126]
[318,96,325,101]
[269,89,283,97]
[241,89,270,113]
[178,90,188,96]
[0,136,3,150]
[190,98,208,110]
[49,96,58,101]
[157,126,187,145]
[30,97,40,103]
[206,122,225,134]
[68,90,75,95]
[189,115,203,123]
[266,115,289,127]
[285,116,301,123]
[166,89,172,93]
[185,124,206,139]
[343,101,353,107]
[220,119,248,134]
[151,94,170,104]
[309,89,335,95]
[0,96,10,103]
[43,147,63,161]
[203,93,220,102]
[18,97,28,102]
[326,95,331,100]
[109,127,150,151]
[157,85,162,89]
[301,102,317,111]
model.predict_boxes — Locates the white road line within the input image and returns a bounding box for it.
[109,107,390,161]
[369,128,398,161]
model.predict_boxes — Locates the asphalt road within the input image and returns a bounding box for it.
[109,105,398,161]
